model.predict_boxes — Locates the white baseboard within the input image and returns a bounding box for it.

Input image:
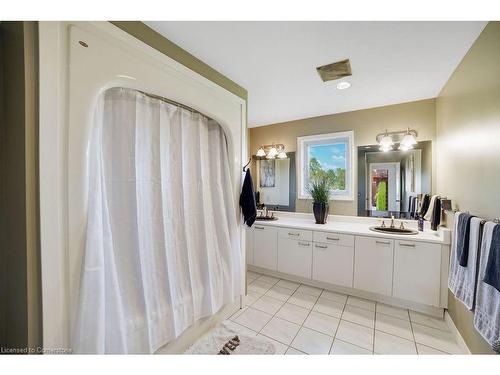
[444,310,471,354]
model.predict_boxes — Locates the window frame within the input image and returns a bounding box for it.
[297,130,354,201]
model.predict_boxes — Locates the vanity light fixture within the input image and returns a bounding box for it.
[256,143,287,159]
[376,128,418,152]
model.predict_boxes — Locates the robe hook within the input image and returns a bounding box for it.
[243,158,252,172]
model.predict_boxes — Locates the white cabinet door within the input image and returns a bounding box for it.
[354,236,394,296]
[312,242,354,288]
[393,240,442,306]
[278,238,312,279]
[253,225,278,270]
[245,226,254,266]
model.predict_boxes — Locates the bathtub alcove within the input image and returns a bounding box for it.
[39,22,247,353]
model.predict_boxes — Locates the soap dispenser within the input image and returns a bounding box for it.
[417,214,424,232]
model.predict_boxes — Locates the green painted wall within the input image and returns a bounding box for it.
[0,21,41,352]
[437,21,500,354]
[111,21,247,101]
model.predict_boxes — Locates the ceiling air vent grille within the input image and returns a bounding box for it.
[316,59,352,82]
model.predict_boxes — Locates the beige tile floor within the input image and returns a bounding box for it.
[226,271,466,355]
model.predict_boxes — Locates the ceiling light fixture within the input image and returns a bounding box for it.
[336,81,351,90]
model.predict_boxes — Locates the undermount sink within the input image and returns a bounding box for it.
[369,226,418,235]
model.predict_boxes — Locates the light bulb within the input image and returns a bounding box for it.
[267,146,278,158]
[256,147,266,157]
[277,151,287,159]
[336,81,351,90]
[378,133,393,152]
[400,133,417,148]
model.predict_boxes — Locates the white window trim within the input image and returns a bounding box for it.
[297,130,355,201]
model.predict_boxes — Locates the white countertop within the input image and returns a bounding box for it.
[253,213,451,245]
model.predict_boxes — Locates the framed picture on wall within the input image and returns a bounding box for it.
[260,159,276,187]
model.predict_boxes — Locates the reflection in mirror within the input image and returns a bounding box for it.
[252,152,296,212]
[357,141,432,219]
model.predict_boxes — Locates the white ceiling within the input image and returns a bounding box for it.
[145,21,486,127]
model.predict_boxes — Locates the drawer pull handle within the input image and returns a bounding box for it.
[315,244,328,249]
[326,237,340,241]
[376,240,391,245]
[254,226,265,230]
[288,232,300,236]
[400,243,415,247]
[298,241,310,247]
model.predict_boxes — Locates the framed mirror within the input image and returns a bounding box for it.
[252,152,296,212]
[357,140,432,219]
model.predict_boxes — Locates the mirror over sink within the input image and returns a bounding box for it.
[250,139,432,221]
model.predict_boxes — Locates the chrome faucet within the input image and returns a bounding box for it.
[390,215,395,228]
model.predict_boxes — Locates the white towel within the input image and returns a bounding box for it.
[423,195,437,221]
[448,214,482,310]
[473,222,500,347]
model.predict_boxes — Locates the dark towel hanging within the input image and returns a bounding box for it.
[420,194,431,217]
[457,213,475,266]
[239,169,257,227]
[483,224,500,292]
[430,197,441,231]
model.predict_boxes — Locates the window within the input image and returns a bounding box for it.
[297,131,354,200]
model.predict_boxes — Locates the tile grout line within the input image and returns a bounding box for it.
[407,308,419,354]
[327,294,348,354]
[285,283,322,353]
[251,280,334,353]
[249,277,375,354]
[372,302,377,353]
[253,278,303,350]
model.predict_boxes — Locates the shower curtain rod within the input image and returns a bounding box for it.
[135,88,203,114]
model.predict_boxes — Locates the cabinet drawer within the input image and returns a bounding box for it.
[278,227,312,241]
[313,231,354,247]
[278,238,312,279]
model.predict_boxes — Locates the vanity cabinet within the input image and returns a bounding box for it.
[246,219,449,310]
[393,240,441,306]
[253,225,278,270]
[312,232,355,288]
[354,236,394,296]
[278,238,312,279]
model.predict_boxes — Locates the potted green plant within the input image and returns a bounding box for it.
[307,176,332,224]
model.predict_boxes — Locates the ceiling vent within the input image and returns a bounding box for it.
[316,59,352,82]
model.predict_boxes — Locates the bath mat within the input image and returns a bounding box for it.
[184,320,277,355]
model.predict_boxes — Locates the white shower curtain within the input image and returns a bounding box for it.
[72,87,242,354]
